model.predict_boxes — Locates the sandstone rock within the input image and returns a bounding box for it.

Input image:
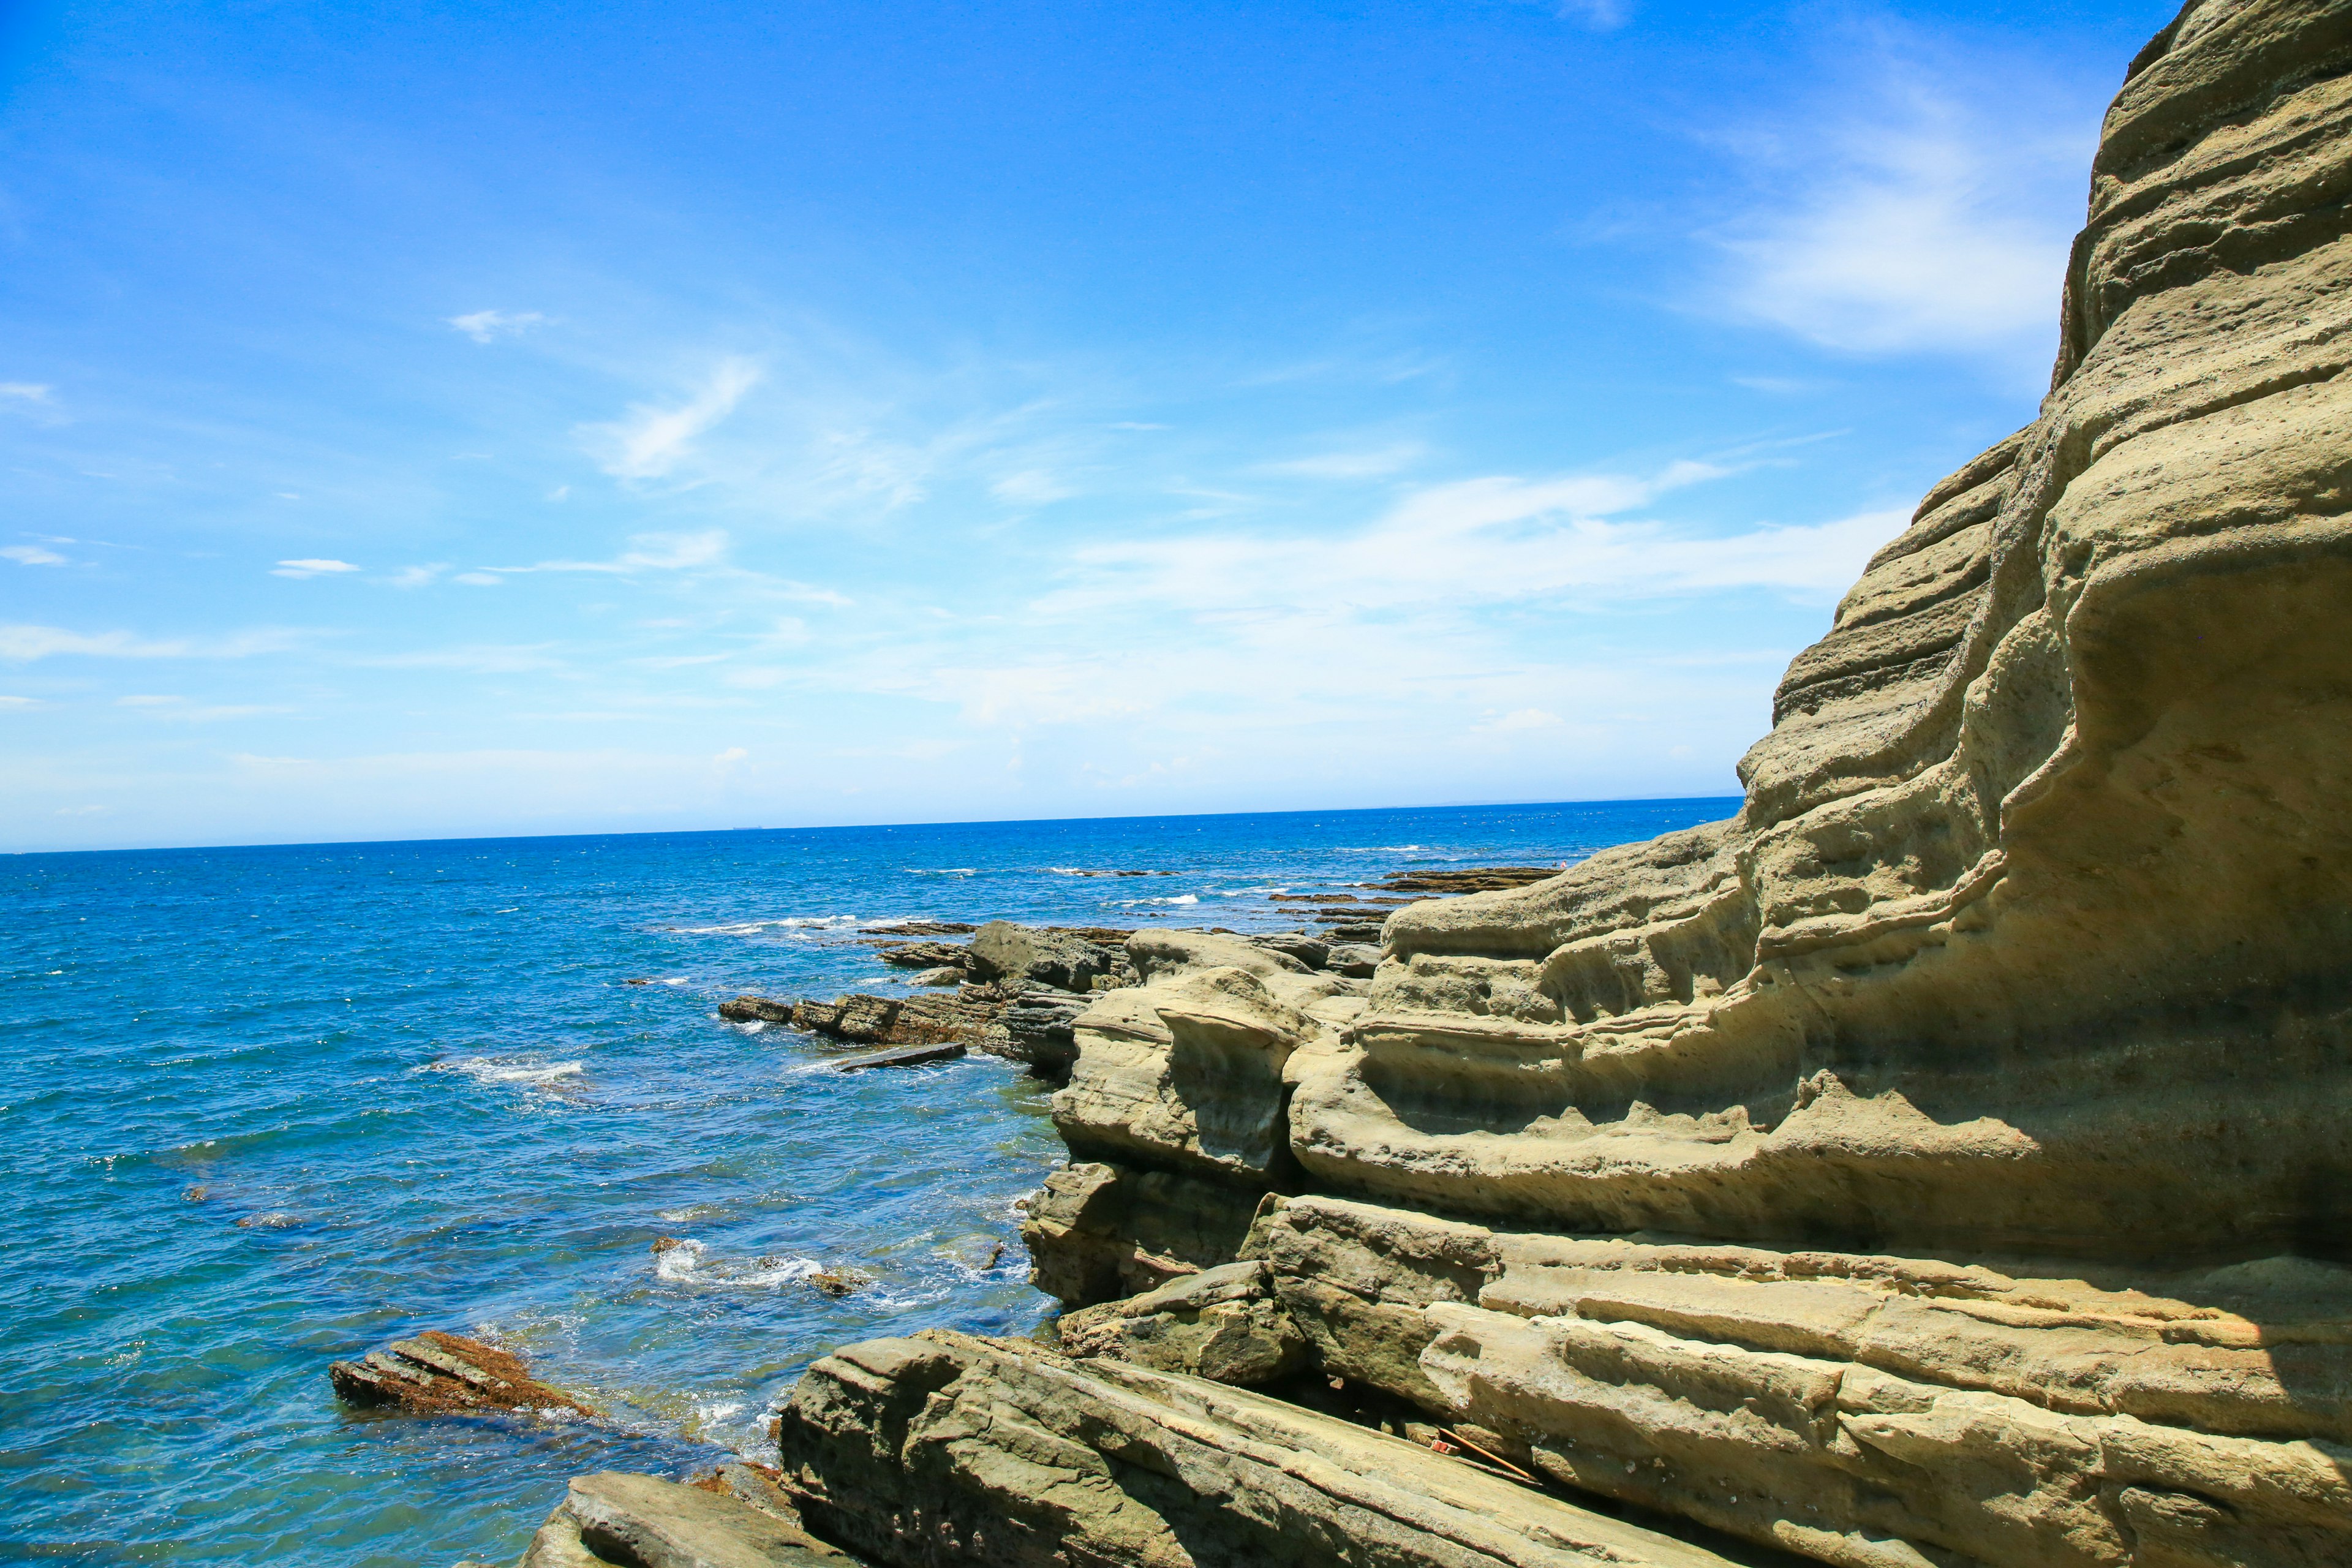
[328,1330,595,1420]
[1020,1160,1267,1309]
[1376,867,1564,895]
[965,922,1115,992]
[829,1041,963,1071]
[907,967,962,987]
[517,1469,842,1568]
[876,941,967,970]
[1251,932,1330,968]
[771,1330,1750,1568]
[997,985,1091,1077]
[1307,0,2352,1265]
[718,995,794,1024]
[1055,1259,1308,1385]
[1325,941,1381,978]
[1242,1191,2352,1568]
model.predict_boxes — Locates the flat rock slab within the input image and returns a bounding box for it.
[828,1041,965,1071]
[774,1329,1750,1568]
[521,1470,846,1568]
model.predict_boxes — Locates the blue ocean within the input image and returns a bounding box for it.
[1,797,1735,1566]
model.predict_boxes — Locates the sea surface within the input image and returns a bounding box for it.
[2,797,1735,1567]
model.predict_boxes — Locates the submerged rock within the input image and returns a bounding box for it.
[518,1469,843,1568]
[328,1330,594,1420]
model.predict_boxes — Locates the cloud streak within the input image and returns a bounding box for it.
[580,358,763,480]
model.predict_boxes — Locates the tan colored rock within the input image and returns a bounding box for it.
[516,1469,842,1568]
[771,1330,1752,1568]
[1055,1260,1308,1385]
[1289,0,2352,1269]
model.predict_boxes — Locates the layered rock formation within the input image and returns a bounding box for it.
[519,7,2352,1566]
[993,4,2352,1562]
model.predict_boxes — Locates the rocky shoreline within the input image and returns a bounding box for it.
[343,6,2352,1565]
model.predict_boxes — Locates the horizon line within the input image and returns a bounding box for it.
[4,791,1747,860]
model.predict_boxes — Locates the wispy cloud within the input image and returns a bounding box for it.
[1,382,55,403]
[1702,32,2091,375]
[579,358,763,480]
[3,545,69,567]
[1259,442,1428,480]
[0,695,40,710]
[0,625,307,661]
[115,695,288,722]
[1040,460,1890,622]
[492,529,731,575]
[446,309,548,343]
[272,558,361,579]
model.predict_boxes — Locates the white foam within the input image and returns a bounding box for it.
[666,915,860,935]
[422,1056,586,1088]
[1115,893,1198,907]
[903,868,977,876]
[655,1238,826,1289]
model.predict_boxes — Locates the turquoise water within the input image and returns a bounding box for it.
[2,798,1735,1566]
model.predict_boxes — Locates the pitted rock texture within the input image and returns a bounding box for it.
[1292,0,2352,1265]
[771,1330,1754,1568]
[1237,1194,2352,1568]
[982,8,2352,1567]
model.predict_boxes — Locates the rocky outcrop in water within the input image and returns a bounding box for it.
[329,1331,595,1420]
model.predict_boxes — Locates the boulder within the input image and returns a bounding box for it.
[770,1330,1747,1568]
[965,922,1115,992]
[876,941,967,970]
[997,985,1091,1077]
[1324,942,1380,978]
[907,967,962,987]
[1055,1259,1308,1385]
[1251,931,1330,968]
[328,1330,595,1420]
[718,996,793,1024]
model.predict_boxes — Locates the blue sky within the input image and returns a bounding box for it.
[1,0,2177,851]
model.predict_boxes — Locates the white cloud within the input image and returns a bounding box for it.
[492,529,730,575]
[0,695,40,710]
[1704,44,2092,372]
[0,625,305,661]
[580,358,763,480]
[1,383,54,403]
[1039,462,1893,624]
[991,469,1075,505]
[115,695,287,722]
[3,545,68,566]
[1259,442,1428,480]
[1487,708,1564,731]
[447,309,548,343]
[385,564,445,588]
[714,746,748,763]
[273,558,361,578]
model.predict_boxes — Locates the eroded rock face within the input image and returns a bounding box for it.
[968,9,2352,1566]
[771,1330,1752,1568]
[1298,0,2352,1266]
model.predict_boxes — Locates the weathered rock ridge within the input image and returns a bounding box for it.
[507,7,2352,1567]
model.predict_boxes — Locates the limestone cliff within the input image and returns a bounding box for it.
[648,6,2352,1567]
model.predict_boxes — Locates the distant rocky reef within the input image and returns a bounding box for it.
[456,4,2352,1563]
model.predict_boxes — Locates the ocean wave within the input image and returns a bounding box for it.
[1114,893,1198,907]
[420,1056,586,1090]
[1216,885,1289,895]
[903,867,978,876]
[665,915,859,935]
[652,1238,829,1289]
